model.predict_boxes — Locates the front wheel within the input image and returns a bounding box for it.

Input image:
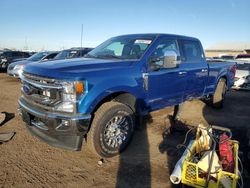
[211,78,227,109]
[88,101,135,158]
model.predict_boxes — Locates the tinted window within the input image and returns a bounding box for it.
[45,53,57,60]
[149,39,180,70]
[22,52,30,58]
[180,40,204,62]
[54,50,78,59]
[12,52,20,57]
[79,49,92,57]
[3,52,12,57]
[17,52,23,56]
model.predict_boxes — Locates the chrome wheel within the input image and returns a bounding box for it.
[103,115,130,148]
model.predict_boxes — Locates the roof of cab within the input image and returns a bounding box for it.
[115,33,199,41]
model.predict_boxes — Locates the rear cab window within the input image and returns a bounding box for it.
[179,39,205,63]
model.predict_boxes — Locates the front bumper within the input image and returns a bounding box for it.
[18,98,91,151]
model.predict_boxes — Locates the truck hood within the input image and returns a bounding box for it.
[24,58,137,80]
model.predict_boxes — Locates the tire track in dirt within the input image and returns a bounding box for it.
[10,157,62,188]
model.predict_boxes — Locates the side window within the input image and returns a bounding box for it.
[18,52,23,57]
[149,39,180,70]
[23,53,30,58]
[46,53,57,60]
[180,40,204,62]
[5,52,12,57]
[12,52,19,57]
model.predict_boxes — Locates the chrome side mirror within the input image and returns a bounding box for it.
[163,50,179,69]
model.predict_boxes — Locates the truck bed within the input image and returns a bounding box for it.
[205,60,236,95]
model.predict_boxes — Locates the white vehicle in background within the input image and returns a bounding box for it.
[233,63,250,90]
[235,54,250,63]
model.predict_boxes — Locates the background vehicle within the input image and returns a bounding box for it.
[54,47,93,60]
[19,34,236,158]
[233,63,250,90]
[0,51,30,69]
[218,54,235,60]
[235,54,250,62]
[7,51,58,78]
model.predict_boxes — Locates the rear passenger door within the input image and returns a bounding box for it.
[178,39,208,99]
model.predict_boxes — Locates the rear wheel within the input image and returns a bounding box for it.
[88,101,135,158]
[211,78,227,109]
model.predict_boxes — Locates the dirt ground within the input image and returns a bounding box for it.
[0,72,250,188]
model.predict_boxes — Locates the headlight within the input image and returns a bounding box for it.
[55,102,74,113]
[54,81,88,113]
[14,64,25,76]
[14,64,25,70]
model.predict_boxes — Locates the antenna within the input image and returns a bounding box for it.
[81,24,83,48]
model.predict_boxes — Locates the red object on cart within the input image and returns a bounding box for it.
[219,133,234,172]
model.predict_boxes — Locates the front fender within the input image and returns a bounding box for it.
[77,78,144,114]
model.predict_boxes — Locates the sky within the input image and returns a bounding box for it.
[0,0,250,51]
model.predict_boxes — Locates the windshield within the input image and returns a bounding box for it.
[28,52,48,61]
[54,50,79,60]
[86,36,154,60]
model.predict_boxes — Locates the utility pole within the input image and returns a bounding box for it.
[81,24,83,48]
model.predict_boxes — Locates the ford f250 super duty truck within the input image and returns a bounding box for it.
[18,34,236,157]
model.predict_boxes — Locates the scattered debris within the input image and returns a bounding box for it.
[0,112,16,143]
[0,112,6,124]
[98,158,105,166]
[0,132,16,143]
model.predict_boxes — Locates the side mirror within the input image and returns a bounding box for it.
[163,50,179,69]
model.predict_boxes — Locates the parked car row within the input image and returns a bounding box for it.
[7,51,59,77]
[2,47,93,78]
[0,51,31,69]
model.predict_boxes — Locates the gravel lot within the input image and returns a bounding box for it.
[0,72,249,188]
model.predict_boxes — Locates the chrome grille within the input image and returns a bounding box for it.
[21,72,63,109]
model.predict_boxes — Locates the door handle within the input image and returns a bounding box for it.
[201,69,208,72]
[179,71,187,75]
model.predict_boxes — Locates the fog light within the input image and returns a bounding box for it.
[62,120,69,126]
[56,120,70,131]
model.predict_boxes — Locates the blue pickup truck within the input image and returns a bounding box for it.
[19,34,236,157]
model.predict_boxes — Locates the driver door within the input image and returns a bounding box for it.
[146,38,188,111]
